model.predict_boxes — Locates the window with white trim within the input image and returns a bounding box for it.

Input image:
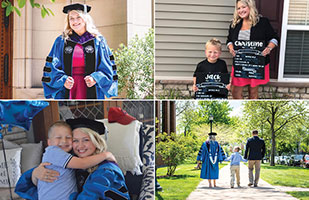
[279,0,309,81]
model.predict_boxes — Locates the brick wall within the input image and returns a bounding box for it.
[155,80,309,99]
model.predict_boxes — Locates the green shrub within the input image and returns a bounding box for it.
[113,29,154,99]
[156,132,199,176]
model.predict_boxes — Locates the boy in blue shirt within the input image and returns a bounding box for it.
[225,146,247,188]
[37,121,115,200]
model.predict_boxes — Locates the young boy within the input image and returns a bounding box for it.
[193,38,230,92]
[225,146,247,188]
[37,121,114,200]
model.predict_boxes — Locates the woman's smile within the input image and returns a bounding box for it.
[73,128,97,158]
[69,11,86,35]
[237,2,250,19]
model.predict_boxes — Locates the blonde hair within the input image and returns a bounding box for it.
[205,38,222,51]
[209,135,216,141]
[231,0,260,28]
[48,121,71,138]
[234,146,241,152]
[63,10,101,40]
[77,127,107,173]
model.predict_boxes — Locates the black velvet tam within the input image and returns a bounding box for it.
[66,118,105,135]
[63,3,91,14]
[208,132,217,136]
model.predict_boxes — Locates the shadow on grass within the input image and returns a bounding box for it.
[157,174,196,179]
[155,191,164,200]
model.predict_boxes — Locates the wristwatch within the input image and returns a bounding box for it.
[267,46,273,51]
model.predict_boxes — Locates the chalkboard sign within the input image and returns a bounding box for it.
[195,72,229,99]
[233,40,265,79]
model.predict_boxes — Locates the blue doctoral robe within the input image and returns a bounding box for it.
[14,161,129,200]
[70,161,130,200]
[196,141,226,179]
[42,34,117,99]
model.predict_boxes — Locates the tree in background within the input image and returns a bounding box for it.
[114,29,154,99]
[299,128,309,153]
[176,101,239,161]
[242,101,309,166]
[196,101,233,126]
[2,0,54,17]
[177,101,234,135]
[176,101,198,136]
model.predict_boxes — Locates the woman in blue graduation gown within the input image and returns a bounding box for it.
[42,3,117,99]
[15,118,129,200]
[197,132,226,187]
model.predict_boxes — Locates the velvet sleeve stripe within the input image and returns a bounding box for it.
[43,66,52,73]
[198,148,203,156]
[220,148,225,155]
[41,76,51,83]
[104,190,128,200]
[113,75,118,81]
[118,186,128,193]
[46,56,53,63]
[110,55,115,61]
[197,144,203,159]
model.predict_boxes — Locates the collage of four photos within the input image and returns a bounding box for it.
[0,0,308,200]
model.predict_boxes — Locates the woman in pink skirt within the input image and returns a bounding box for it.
[227,0,279,99]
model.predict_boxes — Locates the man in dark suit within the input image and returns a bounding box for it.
[244,130,265,187]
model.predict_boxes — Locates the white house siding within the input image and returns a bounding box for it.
[155,0,235,80]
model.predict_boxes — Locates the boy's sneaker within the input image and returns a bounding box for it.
[231,185,234,188]
[248,183,253,186]
[237,184,241,188]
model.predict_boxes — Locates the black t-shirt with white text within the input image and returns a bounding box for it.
[193,58,228,77]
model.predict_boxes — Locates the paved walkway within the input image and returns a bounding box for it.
[187,163,308,200]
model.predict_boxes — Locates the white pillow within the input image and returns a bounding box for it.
[20,141,43,173]
[0,140,22,188]
[100,119,143,175]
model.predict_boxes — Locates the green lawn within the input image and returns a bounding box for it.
[287,192,309,200]
[260,164,309,200]
[259,164,309,188]
[155,163,227,200]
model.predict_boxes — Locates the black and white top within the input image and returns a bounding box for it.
[227,17,279,65]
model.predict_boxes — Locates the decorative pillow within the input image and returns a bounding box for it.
[20,141,43,173]
[0,140,22,188]
[139,165,155,200]
[138,125,155,200]
[100,119,143,175]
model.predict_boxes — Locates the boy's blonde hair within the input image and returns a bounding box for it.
[48,121,71,138]
[205,38,222,51]
[231,0,260,28]
[76,127,107,173]
[63,10,101,40]
[234,146,241,152]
